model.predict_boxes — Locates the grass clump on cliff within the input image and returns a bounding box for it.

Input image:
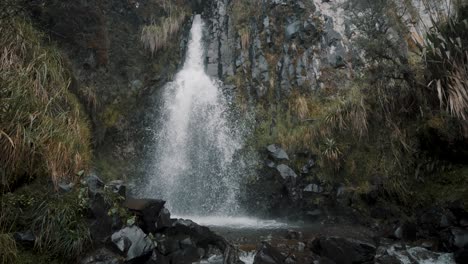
[140,1,190,54]
[0,18,92,189]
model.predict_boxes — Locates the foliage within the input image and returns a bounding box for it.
[425,4,468,120]
[140,2,190,53]
[0,181,91,261]
[0,18,92,189]
[0,233,17,264]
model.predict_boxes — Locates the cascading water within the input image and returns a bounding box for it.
[143,15,248,216]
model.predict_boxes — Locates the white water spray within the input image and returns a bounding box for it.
[143,15,247,216]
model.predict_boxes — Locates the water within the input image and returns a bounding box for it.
[143,15,249,216]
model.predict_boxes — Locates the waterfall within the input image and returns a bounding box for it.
[143,15,247,216]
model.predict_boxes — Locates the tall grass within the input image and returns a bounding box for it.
[425,4,468,120]
[0,18,91,189]
[140,4,189,54]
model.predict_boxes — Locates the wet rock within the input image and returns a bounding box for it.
[106,180,126,197]
[157,236,180,255]
[298,242,306,252]
[311,236,376,264]
[375,244,455,264]
[303,184,323,194]
[13,230,35,247]
[265,159,276,168]
[111,225,155,261]
[89,193,114,242]
[452,228,468,248]
[145,250,169,264]
[123,198,168,234]
[394,222,418,241]
[80,247,123,264]
[86,174,105,196]
[276,164,297,181]
[58,182,74,192]
[164,218,240,263]
[267,145,289,160]
[301,159,315,174]
[170,246,203,264]
[419,208,456,235]
[253,242,285,264]
[286,230,303,240]
[455,248,468,264]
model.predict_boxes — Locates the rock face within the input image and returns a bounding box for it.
[311,236,377,264]
[202,0,358,99]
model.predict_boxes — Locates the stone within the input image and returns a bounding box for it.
[286,21,301,40]
[89,193,114,243]
[301,159,315,174]
[304,184,323,193]
[267,145,289,160]
[111,225,154,261]
[13,230,35,247]
[123,198,168,234]
[145,250,169,264]
[394,223,418,241]
[158,236,181,255]
[80,248,123,264]
[86,174,105,196]
[253,242,285,264]
[58,182,74,192]
[106,180,126,197]
[276,164,297,181]
[298,242,306,252]
[451,228,468,249]
[286,230,303,240]
[311,236,376,264]
[455,248,468,264]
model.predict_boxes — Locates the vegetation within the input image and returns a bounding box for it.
[249,0,468,208]
[0,17,92,189]
[140,0,190,54]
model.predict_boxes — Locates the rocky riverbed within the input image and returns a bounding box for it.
[61,175,467,264]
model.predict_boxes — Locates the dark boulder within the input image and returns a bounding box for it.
[394,222,418,241]
[455,248,468,264]
[123,198,168,234]
[89,193,114,243]
[311,236,376,264]
[86,174,105,196]
[253,242,285,264]
[111,225,155,262]
[145,250,170,264]
[13,230,35,247]
[163,219,240,263]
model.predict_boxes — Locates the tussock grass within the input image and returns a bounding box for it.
[425,4,468,120]
[140,4,189,54]
[0,18,91,188]
[0,233,17,264]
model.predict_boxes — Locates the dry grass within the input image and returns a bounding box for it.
[140,4,189,54]
[239,27,251,50]
[0,18,91,188]
[424,2,468,120]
